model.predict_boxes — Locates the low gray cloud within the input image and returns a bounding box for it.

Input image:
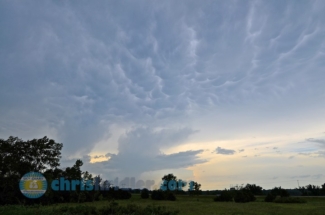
[311,174,323,179]
[306,138,325,145]
[290,175,310,179]
[299,151,325,158]
[215,147,236,155]
[288,156,295,159]
[89,127,206,177]
[238,149,245,153]
[315,151,325,158]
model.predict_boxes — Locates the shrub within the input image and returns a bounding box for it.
[166,192,176,201]
[265,193,276,202]
[141,188,150,199]
[109,189,132,200]
[151,190,176,201]
[244,190,256,202]
[280,189,290,197]
[214,190,233,202]
[151,190,165,200]
[234,190,255,203]
[234,191,250,203]
[270,187,290,198]
[274,197,307,204]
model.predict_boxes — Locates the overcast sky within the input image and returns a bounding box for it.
[1,0,325,190]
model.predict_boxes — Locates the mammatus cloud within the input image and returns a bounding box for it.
[1,1,325,189]
[214,147,236,155]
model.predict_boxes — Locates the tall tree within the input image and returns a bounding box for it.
[162,173,177,182]
[0,136,63,204]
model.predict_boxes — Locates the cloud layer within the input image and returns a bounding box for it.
[1,0,325,189]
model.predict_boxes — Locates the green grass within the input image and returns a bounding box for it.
[1,195,325,215]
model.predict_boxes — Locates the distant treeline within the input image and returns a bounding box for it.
[202,185,325,196]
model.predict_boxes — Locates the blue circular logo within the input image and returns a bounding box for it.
[19,172,47,199]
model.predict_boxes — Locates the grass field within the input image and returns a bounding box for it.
[1,195,325,215]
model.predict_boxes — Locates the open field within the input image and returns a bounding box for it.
[1,195,325,215]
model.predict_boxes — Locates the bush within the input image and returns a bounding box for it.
[265,193,276,202]
[151,190,176,201]
[109,189,132,200]
[141,188,150,199]
[214,190,233,202]
[280,189,290,197]
[166,192,176,201]
[245,190,256,202]
[270,187,290,198]
[274,197,307,204]
[234,191,249,203]
[234,190,255,203]
[151,190,165,200]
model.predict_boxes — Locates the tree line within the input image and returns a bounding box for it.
[1,136,324,205]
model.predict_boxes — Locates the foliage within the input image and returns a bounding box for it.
[299,184,323,196]
[151,190,176,201]
[109,189,132,200]
[141,188,149,199]
[162,173,177,182]
[214,190,233,202]
[234,190,256,203]
[270,187,290,198]
[166,192,177,201]
[264,193,276,202]
[161,173,186,192]
[151,190,165,200]
[280,189,290,197]
[188,181,202,196]
[0,136,62,205]
[244,184,263,195]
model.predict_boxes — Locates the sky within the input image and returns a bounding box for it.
[1,0,325,190]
